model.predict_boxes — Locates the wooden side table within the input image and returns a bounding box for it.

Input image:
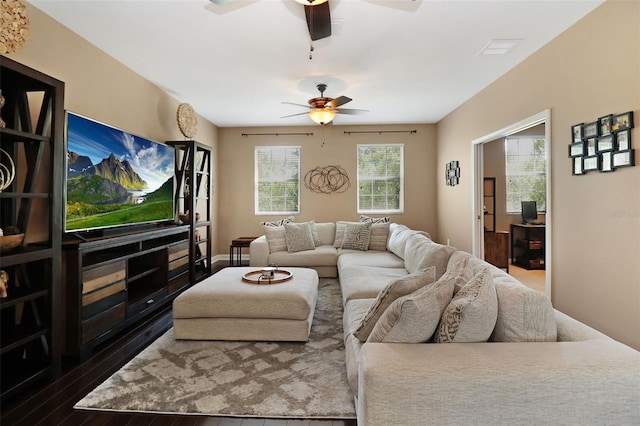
[229,237,257,266]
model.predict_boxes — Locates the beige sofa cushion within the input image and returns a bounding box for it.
[353,266,436,342]
[263,225,287,253]
[404,233,457,278]
[435,267,497,343]
[315,222,336,245]
[387,223,429,259]
[367,274,455,343]
[367,222,390,251]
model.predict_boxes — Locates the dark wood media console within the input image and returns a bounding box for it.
[62,226,191,359]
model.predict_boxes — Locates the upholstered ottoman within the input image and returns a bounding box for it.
[173,267,319,341]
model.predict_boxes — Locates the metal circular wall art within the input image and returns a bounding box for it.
[304,165,350,194]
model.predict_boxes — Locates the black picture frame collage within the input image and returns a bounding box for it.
[445,160,460,186]
[570,111,635,174]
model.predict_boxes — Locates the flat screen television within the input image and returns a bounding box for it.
[64,111,175,233]
[521,200,538,224]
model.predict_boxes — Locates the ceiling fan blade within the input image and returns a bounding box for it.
[282,101,312,109]
[305,2,331,41]
[329,96,352,108]
[209,0,234,4]
[335,108,369,115]
[281,112,310,118]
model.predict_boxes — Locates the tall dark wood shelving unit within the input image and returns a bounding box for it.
[166,140,212,283]
[0,56,64,400]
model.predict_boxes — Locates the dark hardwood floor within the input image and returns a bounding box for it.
[1,304,356,426]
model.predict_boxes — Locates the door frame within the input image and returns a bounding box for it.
[471,109,552,297]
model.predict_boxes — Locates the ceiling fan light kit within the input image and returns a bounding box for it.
[294,0,329,6]
[309,108,336,125]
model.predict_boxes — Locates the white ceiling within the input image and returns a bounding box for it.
[29,0,604,127]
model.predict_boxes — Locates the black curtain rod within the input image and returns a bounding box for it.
[241,132,314,137]
[343,130,417,135]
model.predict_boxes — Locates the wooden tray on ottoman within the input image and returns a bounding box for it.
[242,269,293,284]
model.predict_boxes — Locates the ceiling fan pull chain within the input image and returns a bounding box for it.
[309,42,314,60]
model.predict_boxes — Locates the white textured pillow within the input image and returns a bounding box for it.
[263,225,287,253]
[353,267,437,342]
[341,221,372,251]
[490,278,557,342]
[284,222,316,253]
[333,221,355,247]
[260,216,294,227]
[306,221,322,247]
[367,275,455,343]
[368,222,390,251]
[435,267,497,343]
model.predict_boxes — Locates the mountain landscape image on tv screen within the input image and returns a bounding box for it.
[65,112,175,232]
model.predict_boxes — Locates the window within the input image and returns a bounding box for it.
[505,136,546,213]
[255,146,300,215]
[357,144,404,214]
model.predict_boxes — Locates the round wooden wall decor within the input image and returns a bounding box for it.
[176,103,198,139]
[0,0,30,55]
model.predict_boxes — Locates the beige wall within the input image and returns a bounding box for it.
[438,0,640,349]
[217,124,438,250]
[7,3,221,252]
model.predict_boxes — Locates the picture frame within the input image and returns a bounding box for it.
[571,123,583,142]
[612,149,635,168]
[446,160,460,186]
[596,135,614,152]
[598,114,613,136]
[586,138,597,156]
[616,130,630,151]
[572,157,584,175]
[583,155,599,172]
[612,111,634,132]
[582,121,598,139]
[569,141,585,157]
[600,151,614,172]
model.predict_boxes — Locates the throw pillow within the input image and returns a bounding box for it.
[284,222,316,253]
[359,215,391,223]
[367,275,455,343]
[368,222,390,251]
[353,266,437,342]
[260,216,294,227]
[307,220,322,247]
[333,221,356,248]
[341,221,372,251]
[435,267,498,343]
[263,225,287,253]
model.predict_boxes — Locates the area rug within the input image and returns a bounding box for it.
[74,278,356,419]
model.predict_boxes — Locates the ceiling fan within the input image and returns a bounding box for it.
[281,83,368,125]
[210,0,332,41]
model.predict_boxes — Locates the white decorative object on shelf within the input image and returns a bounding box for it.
[176,103,198,139]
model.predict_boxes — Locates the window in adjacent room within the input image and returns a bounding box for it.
[505,136,546,213]
[357,144,404,214]
[255,146,300,215]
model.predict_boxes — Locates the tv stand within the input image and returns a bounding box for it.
[62,226,191,360]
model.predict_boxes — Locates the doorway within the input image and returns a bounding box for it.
[471,110,551,297]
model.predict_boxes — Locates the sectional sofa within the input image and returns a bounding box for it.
[250,221,640,425]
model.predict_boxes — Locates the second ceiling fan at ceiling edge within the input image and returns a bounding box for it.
[209,0,332,41]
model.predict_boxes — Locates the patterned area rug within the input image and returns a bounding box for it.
[74,279,356,419]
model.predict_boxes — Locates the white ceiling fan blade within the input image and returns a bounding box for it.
[209,0,235,5]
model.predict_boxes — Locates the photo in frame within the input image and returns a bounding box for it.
[596,135,614,152]
[586,138,597,156]
[616,130,630,151]
[583,155,599,172]
[583,122,598,139]
[569,141,585,157]
[612,149,635,168]
[572,123,583,142]
[600,151,614,172]
[612,111,633,132]
[598,114,613,136]
[573,157,584,175]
